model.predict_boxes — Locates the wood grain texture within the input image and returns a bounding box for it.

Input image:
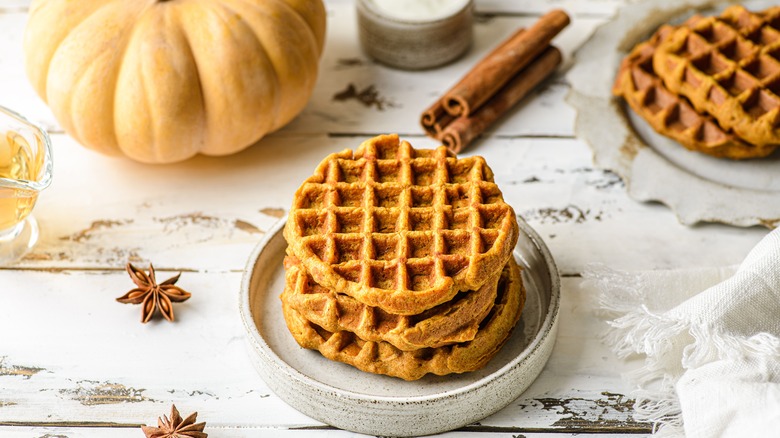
[0,427,648,438]
[0,0,764,436]
[9,133,765,274]
[0,269,647,432]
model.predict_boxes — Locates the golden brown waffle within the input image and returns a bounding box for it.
[653,6,780,150]
[282,255,500,351]
[284,134,519,315]
[613,25,767,159]
[281,257,525,381]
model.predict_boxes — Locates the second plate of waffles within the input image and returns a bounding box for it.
[614,5,780,159]
[567,0,780,227]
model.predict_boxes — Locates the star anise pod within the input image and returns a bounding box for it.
[141,404,207,438]
[116,263,191,323]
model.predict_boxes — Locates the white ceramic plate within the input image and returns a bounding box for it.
[567,0,780,228]
[239,216,560,437]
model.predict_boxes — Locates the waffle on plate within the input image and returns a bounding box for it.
[613,5,780,159]
[283,134,519,315]
[283,255,500,351]
[280,258,525,381]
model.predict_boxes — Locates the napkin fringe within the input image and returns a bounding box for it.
[625,320,779,436]
[606,306,688,435]
[586,264,780,437]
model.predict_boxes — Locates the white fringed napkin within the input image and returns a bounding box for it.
[583,228,780,437]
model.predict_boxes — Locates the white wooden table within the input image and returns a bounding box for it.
[0,0,769,436]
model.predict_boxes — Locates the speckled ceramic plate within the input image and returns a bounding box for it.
[567,0,780,228]
[239,216,559,437]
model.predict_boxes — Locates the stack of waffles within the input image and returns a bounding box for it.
[613,5,780,159]
[281,134,526,381]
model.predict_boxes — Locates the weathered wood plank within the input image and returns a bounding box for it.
[0,269,646,432]
[0,1,28,12]
[9,133,765,274]
[0,270,307,426]
[0,426,648,438]
[475,0,622,16]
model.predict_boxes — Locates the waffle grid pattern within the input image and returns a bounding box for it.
[280,258,524,381]
[285,135,518,315]
[613,25,765,159]
[283,256,500,351]
[653,6,780,147]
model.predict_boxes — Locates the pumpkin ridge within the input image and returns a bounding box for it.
[143,6,175,163]
[65,4,144,153]
[235,0,323,57]
[164,3,211,159]
[226,0,322,130]
[30,1,114,107]
[265,0,326,55]
[169,6,207,155]
[116,4,207,162]
[220,0,281,133]
[186,0,280,152]
[113,5,163,160]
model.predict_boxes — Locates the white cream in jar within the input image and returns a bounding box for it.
[367,0,471,22]
[357,0,473,69]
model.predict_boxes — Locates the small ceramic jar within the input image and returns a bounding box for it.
[357,0,474,70]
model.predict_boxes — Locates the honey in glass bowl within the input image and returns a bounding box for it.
[0,106,52,263]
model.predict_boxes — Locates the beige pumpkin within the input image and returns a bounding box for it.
[24,0,326,163]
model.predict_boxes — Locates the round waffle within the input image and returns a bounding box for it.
[613,24,767,159]
[280,257,525,381]
[653,6,780,149]
[283,134,519,315]
[282,255,500,351]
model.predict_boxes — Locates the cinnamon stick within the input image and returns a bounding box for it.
[441,46,562,154]
[421,100,456,137]
[442,9,569,117]
[421,28,527,137]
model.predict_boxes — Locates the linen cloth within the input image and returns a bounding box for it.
[583,228,780,437]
